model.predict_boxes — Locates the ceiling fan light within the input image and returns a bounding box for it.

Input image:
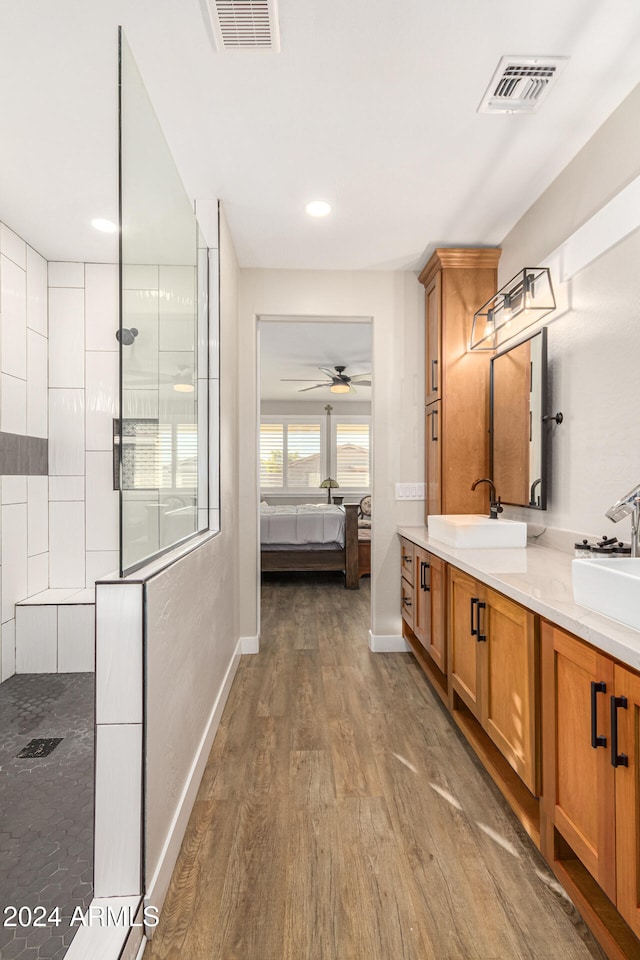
[330,382,350,394]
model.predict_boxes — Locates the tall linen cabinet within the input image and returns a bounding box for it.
[419,248,501,521]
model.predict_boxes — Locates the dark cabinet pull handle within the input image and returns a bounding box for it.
[422,560,430,592]
[610,695,629,768]
[431,358,438,392]
[419,560,424,591]
[402,596,412,608]
[590,681,607,748]
[477,601,487,642]
[402,554,412,564]
[431,409,438,442]
[470,597,478,636]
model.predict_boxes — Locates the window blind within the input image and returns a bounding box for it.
[260,422,284,488]
[286,423,321,489]
[335,422,370,488]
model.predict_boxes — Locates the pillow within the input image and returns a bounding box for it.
[358,495,372,519]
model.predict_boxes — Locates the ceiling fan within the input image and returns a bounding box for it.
[281,365,372,394]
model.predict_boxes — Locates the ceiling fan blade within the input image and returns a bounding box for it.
[349,385,357,394]
[298,383,327,392]
[352,380,371,386]
[318,367,338,379]
[349,373,372,381]
[280,378,329,382]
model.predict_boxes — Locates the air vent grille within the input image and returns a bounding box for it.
[478,56,567,114]
[206,0,281,51]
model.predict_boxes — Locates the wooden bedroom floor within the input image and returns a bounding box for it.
[144,571,605,960]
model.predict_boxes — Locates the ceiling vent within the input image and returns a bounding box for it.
[205,0,281,51]
[478,56,568,114]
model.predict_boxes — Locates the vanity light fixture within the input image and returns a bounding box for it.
[91,218,118,233]
[469,266,556,351]
[305,200,331,218]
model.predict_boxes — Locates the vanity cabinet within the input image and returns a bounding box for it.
[542,621,640,940]
[418,248,501,521]
[449,566,539,794]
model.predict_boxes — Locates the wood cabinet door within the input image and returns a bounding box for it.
[428,553,446,674]
[614,663,640,937]
[541,622,616,900]
[425,401,442,521]
[425,271,441,405]
[448,567,481,718]
[480,588,539,794]
[413,547,431,650]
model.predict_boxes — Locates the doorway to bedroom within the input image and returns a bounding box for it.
[257,316,372,623]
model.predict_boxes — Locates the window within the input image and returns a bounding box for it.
[260,419,323,492]
[260,415,370,495]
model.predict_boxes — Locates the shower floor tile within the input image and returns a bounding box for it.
[0,673,94,960]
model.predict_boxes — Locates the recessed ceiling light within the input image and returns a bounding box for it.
[91,218,118,233]
[305,200,331,218]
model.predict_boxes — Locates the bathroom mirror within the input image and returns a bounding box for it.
[490,327,547,509]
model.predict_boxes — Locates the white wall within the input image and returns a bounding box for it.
[499,82,640,541]
[239,268,424,644]
[0,222,48,681]
[144,205,240,913]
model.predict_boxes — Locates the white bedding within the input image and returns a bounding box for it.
[260,503,345,546]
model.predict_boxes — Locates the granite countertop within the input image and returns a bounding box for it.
[397,524,640,672]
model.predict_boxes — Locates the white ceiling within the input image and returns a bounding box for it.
[259,319,372,403]
[1,1,640,270]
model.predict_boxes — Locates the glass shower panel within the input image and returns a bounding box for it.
[119,30,206,573]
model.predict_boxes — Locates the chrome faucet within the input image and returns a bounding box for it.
[606,483,640,557]
[471,478,503,520]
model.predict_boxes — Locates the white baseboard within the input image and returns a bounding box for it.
[241,634,259,654]
[368,631,411,653]
[145,637,242,921]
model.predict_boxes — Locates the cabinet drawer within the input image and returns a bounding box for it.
[400,538,414,585]
[401,576,414,630]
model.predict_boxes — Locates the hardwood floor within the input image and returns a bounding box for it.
[145,571,605,960]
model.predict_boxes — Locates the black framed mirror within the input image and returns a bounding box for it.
[490,327,548,510]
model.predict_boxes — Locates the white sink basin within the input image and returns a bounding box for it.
[572,558,640,631]
[428,514,527,549]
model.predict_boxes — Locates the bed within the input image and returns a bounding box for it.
[260,502,360,589]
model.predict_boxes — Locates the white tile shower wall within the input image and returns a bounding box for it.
[26,246,47,336]
[49,388,85,475]
[46,262,121,593]
[27,476,48,556]
[85,264,118,352]
[49,287,85,388]
[86,452,118,552]
[27,329,48,437]
[0,224,49,679]
[1,373,27,435]
[49,500,85,588]
[1,619,16,683]
[86,351,118,451]
[1,503,28,623]
[0,223,27,270]
[1,254,27,379]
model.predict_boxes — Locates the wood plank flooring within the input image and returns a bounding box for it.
[144,571,605,960]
